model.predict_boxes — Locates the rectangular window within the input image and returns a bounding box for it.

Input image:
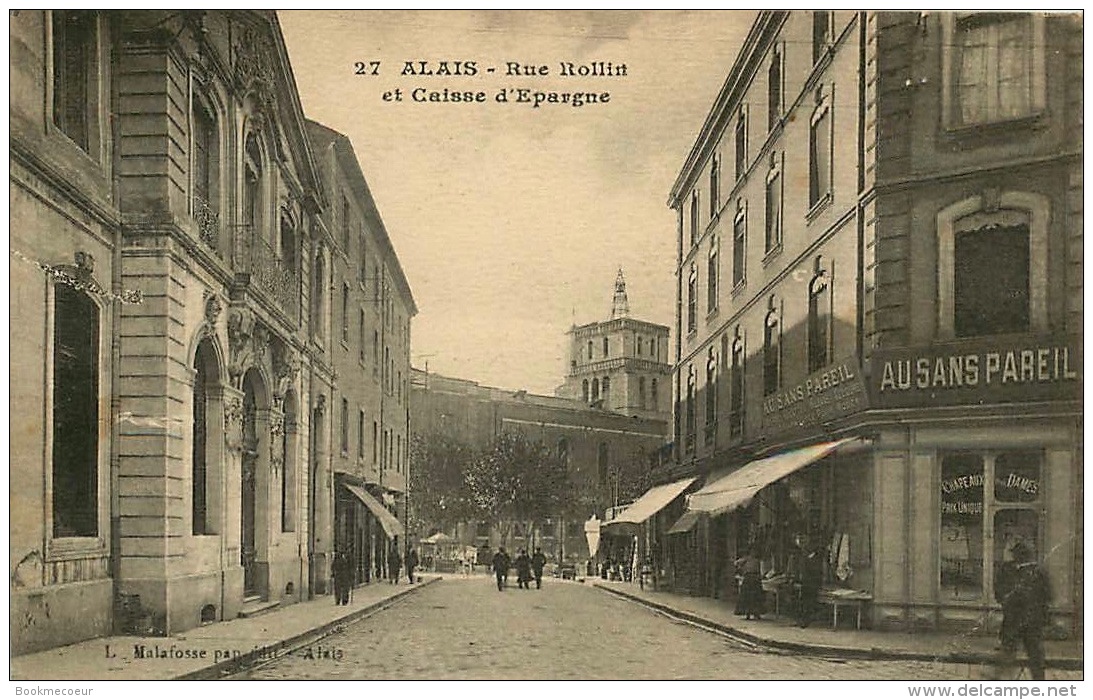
[729,340,745,439]
[358,410,365,459]
[765,166,782,253]
[685,367,696,454]
[734,112,747,180]
[732,206,746,287]
[709,156,720,218]
[52,10,94,152]
[690,191,700,245]
[687,266,697,333]
[707,245,718,313]
[340,398,349,455]
[768,47,783,131]
[372,421,378,464]
[359,234,368,284]
[809,102,831,208]
[763,313,781,396]
[358,310,366,363]
[341,283,350,342]
[704,357,717,445]
[341,196,351,252]
[955,14,1034,126]
[813,11,832,64]
[52,284,100,538]
[954,224,1029,337]
[373,330,379,373]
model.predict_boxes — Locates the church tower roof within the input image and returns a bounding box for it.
[611,268,630,319]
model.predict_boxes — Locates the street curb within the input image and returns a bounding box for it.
[174,577,442,680]
[594,583,1083,671]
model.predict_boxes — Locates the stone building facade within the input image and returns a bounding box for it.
[9,10,415,654]
[661,11,1081,635]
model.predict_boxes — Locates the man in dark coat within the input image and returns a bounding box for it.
[405,546,419,584]
[514,549,532,589]
[531,547,547,589]
[995,541,1051,680]
[332,552,352,606]
[796,541,824,628]
[388,540,402,584]
[491,547,510,591]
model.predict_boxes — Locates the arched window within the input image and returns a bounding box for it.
[52,283,99,538]
[603,336,610,357]
[192,94,220,248]
[637,335,643,356]
[587,339,593,360]
[192,338,220,535]
[705,348,717,443]
[591,378,600,401]
[243,133,263,235]
[311,251,325,342]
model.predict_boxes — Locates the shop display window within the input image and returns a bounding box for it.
[940,453,984,600]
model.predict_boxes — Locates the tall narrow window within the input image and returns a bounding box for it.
[650,338,657,359]
[340,398,349,455]
[372,421,378,463]
[192,97,219,247]
[954,223,1030,337]
[341,283,350,342]
[587,339,593,360]
[637,335,643,356]
[341,196,351,252]
[373,330,379,374]
[192,339,217,535]
[768,45,783,131]
[690,190,700,245]
[732,201,746,287]
[734,110,747,180]
[685,365,696,453]
[603,337,609,357]
[279,215,296,270]
[813,11,832,64]
[602,377,611,406]
[765,154,783,253]
[809,90,832,209]
[311,252,325,342]
[592,377,600,401]
[53,284,99,538]
[651,378,659,409]
[638,376,647,410]
[52,10,95,152]
[763,305,781,396]
[707,238,719,313]
[243,134,263,234]
[687,264,698,332]
[582,379,589,403]
[358,410,365,459]
[705,349,717,445]
[730,333,745,439]
[281,397,296,533]
[359,234,368,285]
[709,154,720,218]
[808,260,832,372]
[358,310,366,363]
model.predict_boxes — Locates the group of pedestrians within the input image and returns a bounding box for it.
[490,546,547,591]
[331,540,421,606]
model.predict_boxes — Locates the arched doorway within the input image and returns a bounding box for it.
[241,368,266,598]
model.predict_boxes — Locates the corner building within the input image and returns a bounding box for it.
[663,11,1081,636]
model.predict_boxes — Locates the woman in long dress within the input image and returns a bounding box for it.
[735,545,766,621]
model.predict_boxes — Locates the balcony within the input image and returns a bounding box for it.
[193,197,220,254]
[233,225,298,322]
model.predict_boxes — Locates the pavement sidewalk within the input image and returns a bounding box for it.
[593,580,1083,675]
[11,576,441,681]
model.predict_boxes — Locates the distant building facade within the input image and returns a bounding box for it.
[659,11,1081,636]
[557,270,672,421]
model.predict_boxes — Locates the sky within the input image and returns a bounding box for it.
[279,10,755,395]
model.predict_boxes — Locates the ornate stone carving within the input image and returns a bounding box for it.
[232,23,276,113]
[271,340,300,409]
[74,251,95,274]
[224,395,244,450]
[227,308,256,383]
[269,413,285,472]
[204,293,223,326]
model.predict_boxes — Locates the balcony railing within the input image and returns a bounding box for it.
[193,197,220,253]
[233,225,298,321]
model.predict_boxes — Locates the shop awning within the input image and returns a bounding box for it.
[666,510,702,535]
[687,437,860,517]
[343,483,405,539]
[601,476,697,532]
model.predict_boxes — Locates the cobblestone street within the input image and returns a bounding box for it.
[239,577,971,680]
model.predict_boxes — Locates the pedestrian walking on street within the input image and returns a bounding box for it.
[993,541,1051,680]
[514,549,532,589]
[492,547,510,591]
[531,547,547,589]
[332,552,352,606]
[388,540,402,585]
[405,545,419,584]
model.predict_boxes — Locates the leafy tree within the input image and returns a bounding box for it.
[407,432,476,537]
[464,431,576,548]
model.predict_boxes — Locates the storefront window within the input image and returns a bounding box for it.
[940,450,1043,603]
[940,453,985,600]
